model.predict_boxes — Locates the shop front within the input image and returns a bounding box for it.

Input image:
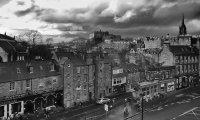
[159,79,175,94]
[0,90,63,119]
[167,82,175,92]
[0,98,24,119]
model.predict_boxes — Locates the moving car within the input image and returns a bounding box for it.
[96,98,111,104]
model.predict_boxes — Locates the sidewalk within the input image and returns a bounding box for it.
[24,92,132,120]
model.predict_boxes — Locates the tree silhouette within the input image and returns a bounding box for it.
[18,30,42,44]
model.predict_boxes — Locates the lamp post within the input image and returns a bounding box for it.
[140,92,145,120]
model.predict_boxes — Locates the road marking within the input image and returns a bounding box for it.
[176,94,184,97]
[170,107,200,120]
[192,96,200,99]
[164,105,168,107]
[171,103,175,105]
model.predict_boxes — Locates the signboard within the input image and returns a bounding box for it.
[104,104,108,111]
[167,82,174,92]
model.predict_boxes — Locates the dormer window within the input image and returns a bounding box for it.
[50,64,55,71]
[17,56,24,61]
[17,68,21,74]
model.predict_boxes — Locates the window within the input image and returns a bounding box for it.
[29,67,33,73]
[175,56,179,63]
[188,65,190,72]
[113,79,117,84]
[83,84,87,90]
[10,82,15,91]
[0,106,4,117]
[77,81,81,89]
[180,56,182,63]
[185,56,187,63]
[77,91,80,100]
[162,73,165,79]
[17,68,21,73]
[142,88,146,91]
[26,79,31,88]
[77,67,80,73]
[165,71,169,78]
[184,65,187,73]
[39,79,44,88]
[50,64,55,71]
[109,88,111,93]
[53,79,57,84]
[11,102,21,114]
[155,89,157,92]
[180,65,183,74]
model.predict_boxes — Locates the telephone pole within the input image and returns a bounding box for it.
[140,92,144,120]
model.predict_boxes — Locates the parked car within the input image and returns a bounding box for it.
[96,98,111,104]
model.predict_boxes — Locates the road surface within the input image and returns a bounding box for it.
[100,88,200,120]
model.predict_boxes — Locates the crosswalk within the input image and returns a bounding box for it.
[171,107,200,120]
[148,93,200,112]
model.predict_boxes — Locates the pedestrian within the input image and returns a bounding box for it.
[112,98,115,103]
[124,107,129,116]
[125,98,127,103]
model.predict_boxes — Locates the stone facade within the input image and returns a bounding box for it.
[94,56,112,99]
[61,53,95,108]
[0,60,62,119]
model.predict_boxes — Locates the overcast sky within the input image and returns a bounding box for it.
[0,0,200,42]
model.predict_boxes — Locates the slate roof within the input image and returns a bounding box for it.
[55,52,86,66]
[0,34,15,40]
[143,48,162,54]
[147,66,176,71]
[0,60,60,83]
[122,63,138,73]
[169,46,199,55]
[0,39,27,53]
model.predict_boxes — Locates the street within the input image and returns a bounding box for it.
[100,88,200,120]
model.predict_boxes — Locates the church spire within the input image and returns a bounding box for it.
[179,13,187,35]
[182,14,185,25]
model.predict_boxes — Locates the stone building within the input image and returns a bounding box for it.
[159,42,199,90]
[123,63,140,92]
[0,33,28,62]
[93,52,112,99]
[111,66,126,94]
[52,52,95,108]
[0,60,62,119]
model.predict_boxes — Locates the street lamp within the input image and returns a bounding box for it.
[140,92,145,120]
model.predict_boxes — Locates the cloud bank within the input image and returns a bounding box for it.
[0,0,199,42]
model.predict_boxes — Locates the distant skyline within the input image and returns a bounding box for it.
[0,0,200,42]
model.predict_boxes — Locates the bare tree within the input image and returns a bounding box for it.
[23,30,42,44]
[46,37,54,45]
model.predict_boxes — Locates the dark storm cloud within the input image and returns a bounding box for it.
[56,24,83,31]
[14,5,35,17]
[9,0,200,38]
[0,0,11,7]
[17,1,25,5]
[40,2,108,24]
[95,1,200,29]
